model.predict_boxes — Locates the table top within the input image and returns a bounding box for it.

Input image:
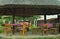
[5,24,23,26]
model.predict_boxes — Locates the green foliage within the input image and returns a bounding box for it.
[21,15,41,21]
[14,15,41,21]
[15,16,24,21]
[32,15,41,20]
[32,24,37,28]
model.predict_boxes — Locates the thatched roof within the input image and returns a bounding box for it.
[0,0,60,16]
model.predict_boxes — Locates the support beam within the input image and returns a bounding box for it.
[12,8,15,34]
[44,15,47,23]
[13,15,15,23]
[58,15,60,33]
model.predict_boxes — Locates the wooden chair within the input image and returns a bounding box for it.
[19,22,32,35]
[2,24,13,35]
[19,22,26,35]
[51,23,59,34]
[41,24,48,35]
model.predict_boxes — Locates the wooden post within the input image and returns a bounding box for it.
[58,15,60,33]
[44,15,47,23]
[12,8,15,34]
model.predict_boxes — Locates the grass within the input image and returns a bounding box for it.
[0,37,60,39]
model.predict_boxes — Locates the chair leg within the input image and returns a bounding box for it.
[51,29,57,34]
[42,30,44,35]
[22,30,25,35]
[10,29,13,36]
[20,30,24,35]
[55,29,58,34]
[45,31,48,35]
[42,30,48,35]
[3,29,6,35]
[5,30,7,36]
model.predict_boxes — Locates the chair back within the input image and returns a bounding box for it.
[42,24,48,29]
